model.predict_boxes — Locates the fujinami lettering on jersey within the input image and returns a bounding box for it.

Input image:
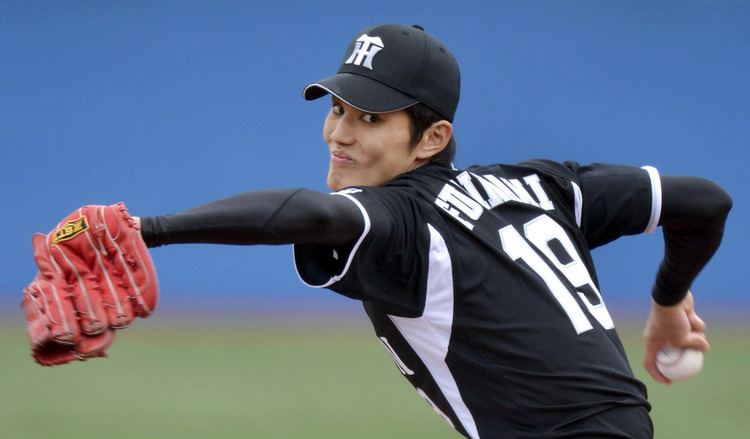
[436,170,615,335]
[345,34,384,70]
[435,172,554,230]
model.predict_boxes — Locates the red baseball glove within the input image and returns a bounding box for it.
[22,203,158,366]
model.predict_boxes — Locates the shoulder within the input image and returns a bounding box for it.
[515,159,581,180]
[462,159,579,181]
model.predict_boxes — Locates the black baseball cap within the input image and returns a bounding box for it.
[303,24,460,122]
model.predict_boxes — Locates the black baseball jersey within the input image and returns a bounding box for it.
[294,160,660,439]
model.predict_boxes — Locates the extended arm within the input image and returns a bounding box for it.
[643,176,732,383]
[139,188,364,247]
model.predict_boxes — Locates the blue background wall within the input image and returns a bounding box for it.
[2,1,747,315]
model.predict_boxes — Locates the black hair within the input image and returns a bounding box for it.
[404,103,456,167]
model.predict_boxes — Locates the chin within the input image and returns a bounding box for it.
[328,170,376,191]
[327,169,356,191]
[327,173,344,191]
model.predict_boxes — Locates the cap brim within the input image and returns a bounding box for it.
[303,73,418,113]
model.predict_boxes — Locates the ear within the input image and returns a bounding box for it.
[415,120,453,160]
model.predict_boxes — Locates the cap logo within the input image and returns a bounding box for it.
[344,34,384,70]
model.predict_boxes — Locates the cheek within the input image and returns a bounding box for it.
[378,132,413,165]
[322,118,333,142]
[367,142,410,179]
[359,141,389,167]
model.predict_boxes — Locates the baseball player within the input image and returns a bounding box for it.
[25,24,731,438]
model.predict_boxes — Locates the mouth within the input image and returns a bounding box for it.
[331,150,354,164]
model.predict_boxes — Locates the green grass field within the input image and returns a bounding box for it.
[1,317,748,438]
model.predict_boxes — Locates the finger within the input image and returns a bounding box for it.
[97,258,135,329]
[45,209,108,334]
[48,233,108,335]
[683,290,695,309]
[28,271,79,345]
[32,234,57,279]
[687,311,706,333]
[643,344,671,385]
[101,203,158,318]
[22,277,53,347]
[683,332,710,353]
[73,329,114,360]
[80,206,134,328]
[644,362,671,384]
[24,276,81,366]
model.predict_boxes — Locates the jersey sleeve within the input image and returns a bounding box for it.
[293,187,428,317]
[521,160,661,249]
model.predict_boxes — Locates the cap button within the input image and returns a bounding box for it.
[412,24,424,31]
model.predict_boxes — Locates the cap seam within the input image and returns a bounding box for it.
[414,30,429,107]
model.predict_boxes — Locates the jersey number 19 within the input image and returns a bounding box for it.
[499,214,614,334]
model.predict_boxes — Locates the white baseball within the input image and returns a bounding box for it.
[656,346,704,381]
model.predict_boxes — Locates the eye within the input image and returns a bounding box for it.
[331,103,344,115]
[361,113,380,124]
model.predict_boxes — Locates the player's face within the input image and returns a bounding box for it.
[323,98,425,191]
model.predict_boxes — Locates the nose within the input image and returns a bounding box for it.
[326,115,355,147]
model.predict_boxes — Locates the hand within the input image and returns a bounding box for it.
[22,203,158,366]
[642,291,709,384]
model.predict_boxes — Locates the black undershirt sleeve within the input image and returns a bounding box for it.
[139,188,364,248]
[652,176,732,305]
[138,176,731,307]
